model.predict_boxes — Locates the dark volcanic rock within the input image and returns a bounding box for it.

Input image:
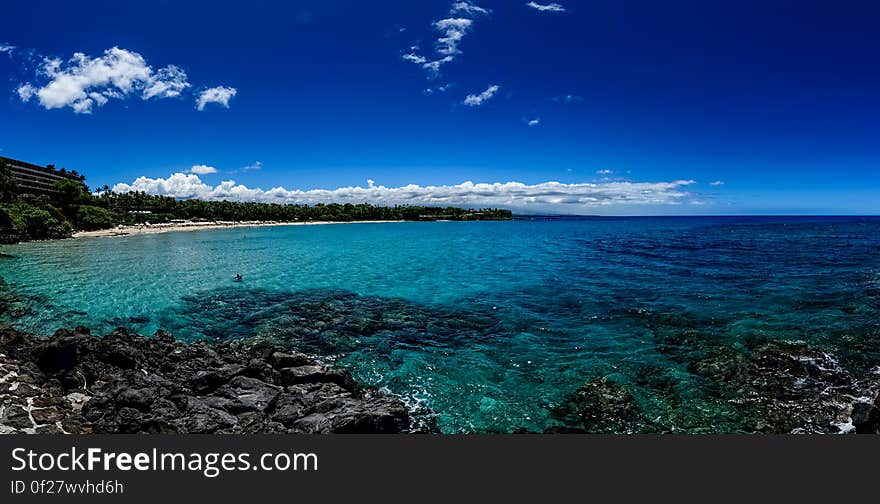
[270,351,313,368]
[551,377,645,433]
[0,325,416,434]
[37,341,78,373]
[551,337,880,434]
[206,376,281,414]
[678,338,880,434]
[743,342,880,434]
[1,405,33,429]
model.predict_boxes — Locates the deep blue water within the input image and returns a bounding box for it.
[1,217,879,432]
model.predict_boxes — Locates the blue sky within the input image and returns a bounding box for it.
[1,0,878,214]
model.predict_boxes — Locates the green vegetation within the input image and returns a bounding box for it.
[0,159,511,243]
[0,202,74,242]
[75,205,116,231]
[96,191,512,225]
[0,161,72,242]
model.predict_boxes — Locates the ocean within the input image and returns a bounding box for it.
[2,216,879,433]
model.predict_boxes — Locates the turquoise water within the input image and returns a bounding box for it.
[2,217,879,432]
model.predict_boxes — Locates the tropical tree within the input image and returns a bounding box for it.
[75,205,115,231]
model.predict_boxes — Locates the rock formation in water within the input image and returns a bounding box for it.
[549,377,646,434]
[550,341,880,434]
[0,325,412,434]
[699,341,880,434]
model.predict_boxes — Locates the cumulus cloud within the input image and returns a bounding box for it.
[450,1,490,16]
[242,161,262,171]
[196,86,237,111]
[434,18,473,57]
[528,118,540,126]
[16,83,36,102]
[0,43,14,54]
[464,84,500,106]
[14,47,193,114]
[596,169,614,175]
[110,173,698,212]
[526,2,567,12]
[709,180,725,186]
[403,2,489,78]
[143,65,190,99]
[189,165,218,175]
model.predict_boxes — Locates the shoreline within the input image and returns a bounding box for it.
[0,325,418,434]
[71,220,407,238]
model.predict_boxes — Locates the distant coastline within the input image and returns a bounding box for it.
[1,158,513,244]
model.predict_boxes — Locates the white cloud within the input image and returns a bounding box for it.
[596,169,614,175]
[464,84,500,106]
[450,2,490,16]
[0,43,14,54]
[526,2,567,12]
[242,161,262,171]
[434,18,473,56]
[196,86,237,111]
[709,180,725,186]
[71,99,94,114]
[528,118,540,126]
[402,52,428,65]
[190,165,218,174]
[15,47,192,114]
[89,92,108,106]
[143,65,190,99]
[16,83,36,102]
[421,56,455,76]
[424,83,453,94]
[403,3,489,78]
[110,173,698,212]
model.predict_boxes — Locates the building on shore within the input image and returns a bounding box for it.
[0,156,87,195]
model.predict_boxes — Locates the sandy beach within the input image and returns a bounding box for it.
[72,220,404,238]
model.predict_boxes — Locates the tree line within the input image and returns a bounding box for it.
[0,160,511,243]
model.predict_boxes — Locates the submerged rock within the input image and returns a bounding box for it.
[169,287,502,355]
[550,377,645,433]
[682,339,880,434]
[0,325,415,434]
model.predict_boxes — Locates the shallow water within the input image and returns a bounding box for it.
[1,217,879,432]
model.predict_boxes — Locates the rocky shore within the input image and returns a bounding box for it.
[0,326,414,434]
[2,321,879,435]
